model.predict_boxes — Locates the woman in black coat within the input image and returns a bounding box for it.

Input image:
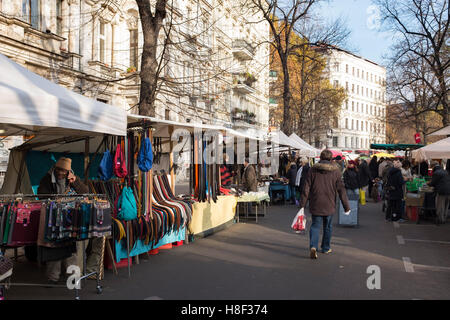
[344,161,361,191]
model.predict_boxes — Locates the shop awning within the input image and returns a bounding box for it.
[370,143,424,151]
[0,53,127,137]
[411,137,450,161]
[289,133,321,157]
[428,126,450,136]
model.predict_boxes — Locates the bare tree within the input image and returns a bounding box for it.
[376,0,450,126]
[247,0,350,135]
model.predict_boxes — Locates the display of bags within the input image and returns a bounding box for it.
[117,187,137,221]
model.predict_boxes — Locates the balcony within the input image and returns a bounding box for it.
[232,39,255,61]
[232,72,257,95]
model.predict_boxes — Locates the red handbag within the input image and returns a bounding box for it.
[113,143,128,178]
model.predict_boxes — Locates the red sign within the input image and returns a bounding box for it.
[415,133,421,143]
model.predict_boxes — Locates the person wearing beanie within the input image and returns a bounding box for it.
[37,157,89,285]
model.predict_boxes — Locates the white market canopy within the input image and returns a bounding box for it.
[127,114,264,141]
[289,133,321,157]
[428,126,450,136]
[412,137,450,162]
[268,130,303,149]
[0,53,127,137]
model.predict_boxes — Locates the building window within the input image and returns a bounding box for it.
[346,64,349,73]
[356,120,359,131]
[357,85,359,95]
[345,118,349,129]
[332,137,338,147]
[56,0,63,36]
[346,82,349,92]
[334,63,339,72]
[352,101,354,112]
[345,100,349,109]
[365,121,368,132]
[129,29,138,69]
[351,119,354,130]
[352,84,355,93]
[22,0,41,29]
[99,21,106,63]
[362,70,364,79]
[345,137,348,148]
[356,102,359,112]
[352,67,355,76]
[334,80,339,88]
[357,69,359,78]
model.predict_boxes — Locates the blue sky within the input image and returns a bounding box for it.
[316,0,396,66]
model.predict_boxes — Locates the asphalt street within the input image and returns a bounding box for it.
[3,198,450,300]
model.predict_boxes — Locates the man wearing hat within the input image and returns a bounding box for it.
[38,157,88,196]
[37,157,89,285]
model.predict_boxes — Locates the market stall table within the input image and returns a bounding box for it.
[269,182,291,205]
[236,192,270,223]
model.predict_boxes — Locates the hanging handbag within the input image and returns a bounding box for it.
[113,142,128,178]
[137,137,153,172]
[117,187,138,221]
[98,150,113,181]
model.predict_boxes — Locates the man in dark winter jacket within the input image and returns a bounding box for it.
[299,150,350,259]
[385,158,405,222]
[358,157,371,198]
[429,162,450,224]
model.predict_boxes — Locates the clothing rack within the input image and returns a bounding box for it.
[0,193,108,300]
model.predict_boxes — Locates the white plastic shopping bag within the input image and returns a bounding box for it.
[291,208,306,232]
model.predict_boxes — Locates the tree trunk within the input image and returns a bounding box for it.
[281,55,291,135]
[136,0,167,117]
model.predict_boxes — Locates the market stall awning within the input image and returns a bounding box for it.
[374,152,396,158]
[289,133,320,157]
[428,126,450,136]
[268,130,303,149]
[127,114,264,141]
[411,137,450,162]
[370,143,424,151]
[0,53,127,137]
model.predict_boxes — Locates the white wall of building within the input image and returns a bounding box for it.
[0,0,270,133]
[325,49,387,151]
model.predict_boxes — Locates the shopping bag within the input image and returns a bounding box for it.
[291,208,306,232]
[359,189,366,205]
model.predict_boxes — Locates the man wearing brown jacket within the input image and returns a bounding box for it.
[299,150,351,259]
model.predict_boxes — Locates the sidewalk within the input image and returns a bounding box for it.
[3,199,450,300]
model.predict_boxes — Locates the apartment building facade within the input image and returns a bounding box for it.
[0,0,270,136]
[320,48,387,151]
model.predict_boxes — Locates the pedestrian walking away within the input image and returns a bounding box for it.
[299,149,350,259]
[385,158,405,222]
[428,161,450,224]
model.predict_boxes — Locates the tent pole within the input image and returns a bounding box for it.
[14,151,26,194]
[84,138,90,184]
[169,125,175,195]
[149,128,153,219]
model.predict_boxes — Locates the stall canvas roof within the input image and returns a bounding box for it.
[127,114,264,141]
[428,126,450,136]
[411,137,450,162]
[289,133,321,157]
[0,53,127,137]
